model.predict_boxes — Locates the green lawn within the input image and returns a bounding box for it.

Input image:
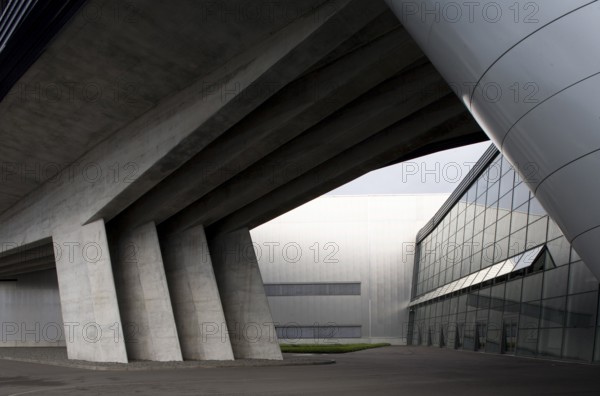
[280,343,390,354]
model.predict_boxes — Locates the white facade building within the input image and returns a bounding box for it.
[251,194,448,344]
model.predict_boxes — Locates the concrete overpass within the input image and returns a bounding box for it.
[0,0,486,363]
[2,0,598,365]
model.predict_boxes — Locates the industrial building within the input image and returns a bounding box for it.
[251,194,447,344]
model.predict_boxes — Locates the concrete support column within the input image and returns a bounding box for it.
[111,222,182,362]
[52,219,128,363]
[161,225,234,361]
[209,228,282,360]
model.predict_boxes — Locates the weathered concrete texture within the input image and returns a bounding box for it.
[111,222,182,362]
[160,225,234,361]
[209,96,481,236]
[52,219,127,363]
[0,0,387,250]
[111,26,424,231]
[0,0,326,218]
[162,63,450,235]
[209,228,282,360]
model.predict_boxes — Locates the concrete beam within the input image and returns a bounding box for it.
[0,242,54,267]
[0,0,387,251]
[52,219,128,363]
[110,222,182,362]
[0,255,55,277]
[160,225,234,361]
[110,26,423,230]
[208,97,481,236]
[161,64,448,235]
[209,228,282,360]
[0,263,56,277]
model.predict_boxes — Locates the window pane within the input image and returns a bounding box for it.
[526,217,548,248]
[519,300,541,329]
[495,237,509,263]
[479,287,491,309]
[488,158,502,184]
[465,205,476,224]
[568,261,599,294]
[490,284,506,308]
[517,328,538,356]
[458,294,468,313]
[566,292,598,328]
[547,218,563,240]
[487,181,500,206]
[538,328,563,358]
[466,293,478,311]
[482,229,496,268]
[563,328,595,361]
[522,273,543,302]
[528,199,547,223]
[486,310,502,353]
[547,237,570,267]
[485,206,498,229]
[499,170,514,197]
[504,303,520,321]
[540,297,565,328]
[496,215,511,241]
[502,158,514,177]
[476,177,488,199]
[512,183,530,209]
[511,203,528,235]
[450,297,459,315]
[466,185,477,203]
[474,214,485,235]
[509,228,527,257]
[505,279,522,303]
[542,266,569,299]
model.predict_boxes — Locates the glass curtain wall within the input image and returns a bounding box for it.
[410,151,600,363]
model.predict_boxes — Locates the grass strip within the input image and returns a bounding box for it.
[280,343,390,354]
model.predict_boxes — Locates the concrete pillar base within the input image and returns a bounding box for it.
[112,222,183,362]
[161,225,234,361]
[209,228,282,360]
[53,219,128,363]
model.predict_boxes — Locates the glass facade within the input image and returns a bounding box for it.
[410,150,600,363]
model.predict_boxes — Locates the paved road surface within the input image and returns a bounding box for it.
[1,347,600,395]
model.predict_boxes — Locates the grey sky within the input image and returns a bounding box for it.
[328,141,493,195]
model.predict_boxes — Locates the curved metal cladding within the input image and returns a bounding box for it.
[386,0,600,278]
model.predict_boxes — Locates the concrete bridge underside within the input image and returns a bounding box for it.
[0,0,487,362]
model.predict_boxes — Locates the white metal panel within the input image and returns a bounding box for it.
[502,74,600,190]
[252,194,449,341]
[534,151,600,242]
[386,0,590,107]
[472,3,600,143]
